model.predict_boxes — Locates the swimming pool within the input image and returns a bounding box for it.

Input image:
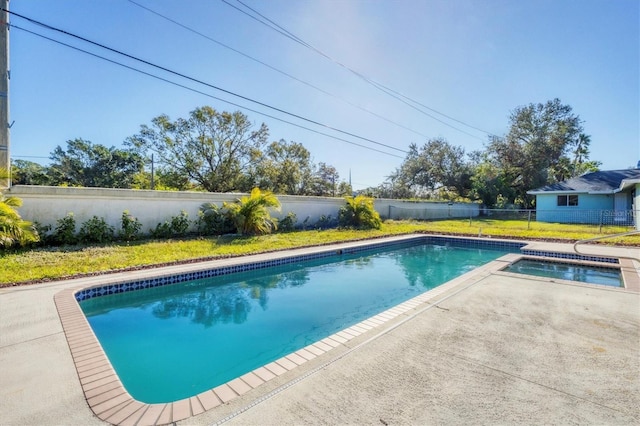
[79,239,511,403]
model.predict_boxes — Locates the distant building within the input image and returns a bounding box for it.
[527,168,640,230]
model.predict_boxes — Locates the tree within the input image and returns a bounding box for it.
[250,140,314,195]
[548,132,601,181]
[389,138,471,199]
[130,167,196,191]
[126,107,269,192]
[11,160,51,186]
[223,188,281,235]
[570,133,601,176]
[487,99,584,207]
[359,182,405,199]
[311,162,340,196]
[336,181,353,197]
[48,138,144,188]
[468,151,515,208]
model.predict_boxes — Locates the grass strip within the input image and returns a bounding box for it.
[2,220,637,286]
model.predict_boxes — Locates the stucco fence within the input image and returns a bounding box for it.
[8,185,479,234]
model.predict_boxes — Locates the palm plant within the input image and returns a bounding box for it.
[0,169,39,247]
[338,195,382,230]
[223,188,281,235]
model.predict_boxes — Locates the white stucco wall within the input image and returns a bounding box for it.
[374,199,479,220]
[8,186,479,233]
[8,186,343,232]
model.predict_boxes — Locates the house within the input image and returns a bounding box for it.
[527,168,640,230]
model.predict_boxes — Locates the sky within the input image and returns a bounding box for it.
[8,0,640,190]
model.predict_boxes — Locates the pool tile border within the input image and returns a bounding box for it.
[73,235,526,303]
[53,235,636,425]
[73,236,423,302]
[520,249,620,264]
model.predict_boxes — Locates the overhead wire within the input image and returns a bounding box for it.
[371,81,494,135]
[223,0,495,140]
[230,0,493,137]
[223,0,311,49]
[9,23,405,160]
[4,8,407,155]
[126,0,429,140]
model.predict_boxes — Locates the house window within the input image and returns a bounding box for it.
[557,195,578,206]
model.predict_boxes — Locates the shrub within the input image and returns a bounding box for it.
[52,213,78,245]
[150,221,173,239]
[170,210,190,236]
[301,216,311,230]
[314,214,337,230]
[120,210,142,242]
[338,195,382,230]
[0,167,39,248]
[223,188,281,236]
[150,210,191,238]
[0,194,39,248]
[197,203,235,236]
[278,212,297,232]
[78,216,115,244]
[33,221,52,246]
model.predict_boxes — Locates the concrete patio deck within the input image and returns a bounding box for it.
[1,238,638,425]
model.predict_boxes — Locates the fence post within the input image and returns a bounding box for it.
[599,210,603,233]
[527,210,531,230]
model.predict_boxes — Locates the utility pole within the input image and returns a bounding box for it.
[0,0,9,188]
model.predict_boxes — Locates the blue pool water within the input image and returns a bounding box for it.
[504,259,622,287]
[80,242,509,403]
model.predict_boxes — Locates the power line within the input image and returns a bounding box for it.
[222,0,310,49]
[223,0,494,140]
[226,0,488,138]
[4,8,407,155]
[371,81,495,136]
[126,0,429,140]
[10,24,404,160]
[228,0,493,138]
[12,155,50,159]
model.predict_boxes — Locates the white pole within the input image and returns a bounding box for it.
[0,0,9,188]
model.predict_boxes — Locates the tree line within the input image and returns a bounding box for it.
[12,99,600,208]
[12,106,352,197]
[362,98,600,208]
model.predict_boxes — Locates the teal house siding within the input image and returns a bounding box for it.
[536,193,614,224]
[635,183,640,230]
[528,169,640,229]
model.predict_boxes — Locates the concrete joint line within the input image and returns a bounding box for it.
[443,351,636,418]
[0,330,64,349]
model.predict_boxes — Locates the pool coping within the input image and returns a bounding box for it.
[52,235,639,425]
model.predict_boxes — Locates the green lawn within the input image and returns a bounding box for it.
[1,220,637,286]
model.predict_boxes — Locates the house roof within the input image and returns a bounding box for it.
[527,169,640,194]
